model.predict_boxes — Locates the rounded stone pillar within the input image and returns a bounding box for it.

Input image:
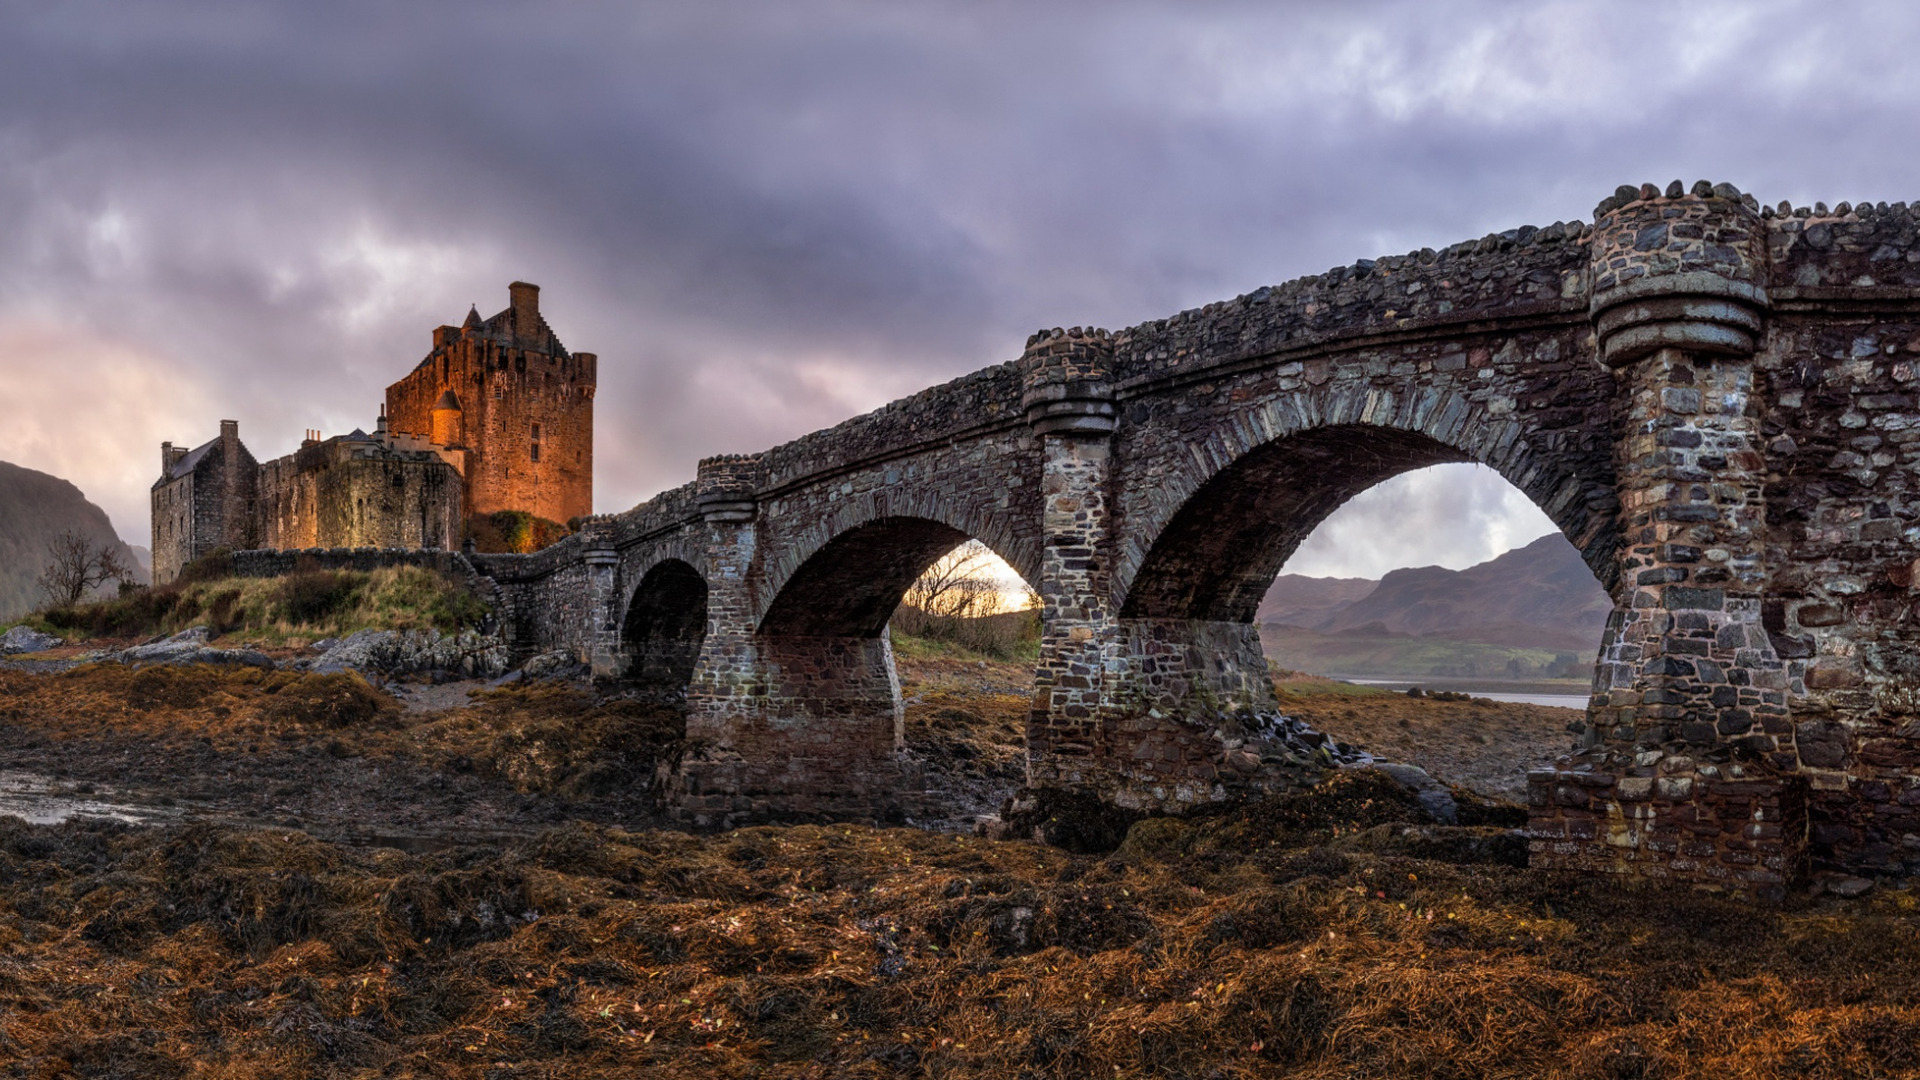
[1021,326,1116,436]
[576,516,623,676]
[1020,327,1123,791]
[695,454,759,523]
[1589,179,1770,367]
[1529,181,1804,901]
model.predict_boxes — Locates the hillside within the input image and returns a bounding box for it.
[1322,534,1612,651]
[1258,534,1614,680]
[0,461,148,621]
[1256,574,1375,627]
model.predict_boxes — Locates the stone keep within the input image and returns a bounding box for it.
[151,283,594,584]
[385,281,596,526]
[466,183,1920,897]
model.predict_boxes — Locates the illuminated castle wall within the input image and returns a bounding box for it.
[151,283,594,584]
[384,281,596,526]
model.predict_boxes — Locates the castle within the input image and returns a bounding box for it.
[151,282,595,584]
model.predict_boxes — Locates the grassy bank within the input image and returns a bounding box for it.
[891,608,1040,662]
[12,562,488,645]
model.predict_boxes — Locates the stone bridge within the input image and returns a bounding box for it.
[470,180,1920,898]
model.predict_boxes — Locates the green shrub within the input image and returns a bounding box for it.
[468,510,570,554]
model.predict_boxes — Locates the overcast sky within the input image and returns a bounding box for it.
[1,0,1914,580]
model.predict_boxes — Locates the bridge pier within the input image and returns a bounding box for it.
[1022,328,1323,809]
[580,521,623,678]
[1023,329,1122,793]
[1528,183,1807,899]
[672,455,917,828]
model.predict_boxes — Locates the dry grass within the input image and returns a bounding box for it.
[0,665,681,804]
[1,665,1918,1077]
[1281,684,1577,804]
[0,769,1917,1078]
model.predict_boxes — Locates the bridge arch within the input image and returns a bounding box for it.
[758,489,1040,633]
[620,557,709,696]
[1115,381,1620,618]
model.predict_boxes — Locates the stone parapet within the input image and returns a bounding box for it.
[1109,220,1592,386]
[753,363,1024,496]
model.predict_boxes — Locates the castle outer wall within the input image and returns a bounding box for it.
[256,434,462,552]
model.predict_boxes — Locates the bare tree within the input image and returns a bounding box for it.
[893,540,1048,658]
[36,530,131,608]
[902,540,1006,620]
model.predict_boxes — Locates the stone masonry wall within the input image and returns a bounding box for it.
[256,441,462,552]
[467,180,1920,895]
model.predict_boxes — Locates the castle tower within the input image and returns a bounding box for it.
[383,282,596,528]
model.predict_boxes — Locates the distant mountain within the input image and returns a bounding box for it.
[1257,575,1376,628]
[1259,534,1614,656]
[0,461,148,621]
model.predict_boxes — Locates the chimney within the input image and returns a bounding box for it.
[220,420,239,454]
[509,281,540,333]
[376,407,389,442]
[161,441,181,476]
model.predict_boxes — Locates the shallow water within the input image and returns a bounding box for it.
[1342,680,1589,710]
[0,771,181,826]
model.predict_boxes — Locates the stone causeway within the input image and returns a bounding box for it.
[322,180,1920,899]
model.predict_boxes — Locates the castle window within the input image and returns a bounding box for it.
[494,385,503,400]
[531,443,541,462]
[531,423,541,441]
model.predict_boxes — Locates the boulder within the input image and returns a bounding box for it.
[1370,762,1460,825]
[521,649,586,682]
[120,627,213,664]
[0,626,60,655]
[310,628,509,679]
[120,627,271,669]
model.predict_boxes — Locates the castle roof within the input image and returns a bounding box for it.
[402,283,579,377]
[163,437,218,481]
